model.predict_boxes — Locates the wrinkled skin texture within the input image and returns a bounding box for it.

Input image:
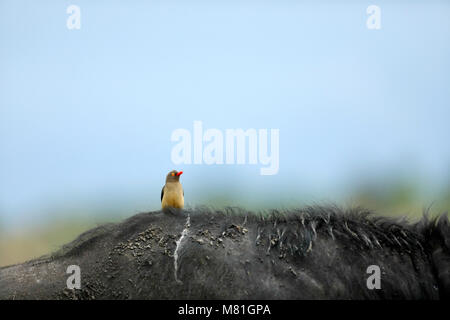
[0,207,448,300]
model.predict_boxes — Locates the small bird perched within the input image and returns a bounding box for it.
[161,170,184,210]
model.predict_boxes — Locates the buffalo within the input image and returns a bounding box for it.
[0,206,448,299]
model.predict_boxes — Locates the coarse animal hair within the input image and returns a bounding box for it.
[0,205,448,300]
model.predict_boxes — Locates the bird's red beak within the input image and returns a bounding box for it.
[176,171,183,176]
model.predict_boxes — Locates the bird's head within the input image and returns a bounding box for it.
[166,170,183,182]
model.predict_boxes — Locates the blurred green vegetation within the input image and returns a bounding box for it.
[0,181,448,268]
[0,214,126,268]
[349,183,449,221]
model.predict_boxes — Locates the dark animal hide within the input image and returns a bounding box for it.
[0,206,448,299]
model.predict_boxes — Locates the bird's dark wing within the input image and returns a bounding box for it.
[161,186,165,202]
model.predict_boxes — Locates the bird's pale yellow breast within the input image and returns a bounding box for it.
[161,182,184,209]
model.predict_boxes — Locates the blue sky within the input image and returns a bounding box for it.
[1,1,449,229]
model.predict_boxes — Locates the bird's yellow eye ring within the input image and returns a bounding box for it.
[171,173,175,176]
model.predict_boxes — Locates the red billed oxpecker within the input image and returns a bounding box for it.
[161,170,184,210]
